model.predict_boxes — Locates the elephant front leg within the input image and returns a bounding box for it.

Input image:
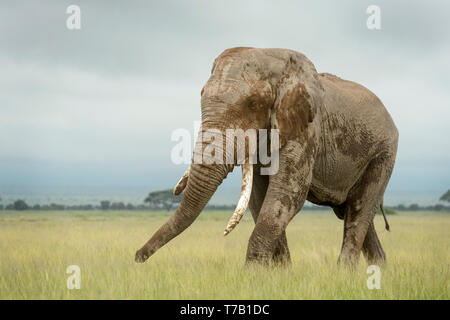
[249,165,291,264]
[246,141,314,264]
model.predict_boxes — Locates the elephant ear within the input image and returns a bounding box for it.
[271,75,316,146]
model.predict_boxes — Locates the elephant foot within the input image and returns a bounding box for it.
[245,243,291,266]
[246,219,293,266]
[272,243,291,265]
[245,254,291,267]
[337,249,360,268]
[272,254,291,266]
[245,251,273,265]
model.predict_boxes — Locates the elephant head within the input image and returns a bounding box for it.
[135,47,323,263]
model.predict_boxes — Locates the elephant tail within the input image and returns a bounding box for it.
[380,200,390,232]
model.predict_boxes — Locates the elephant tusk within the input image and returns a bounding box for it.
[224,163,253,236]
[173,167,190,195]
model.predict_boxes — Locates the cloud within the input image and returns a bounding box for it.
[0,0,448,203]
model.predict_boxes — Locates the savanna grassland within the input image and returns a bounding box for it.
[0,210,448,299]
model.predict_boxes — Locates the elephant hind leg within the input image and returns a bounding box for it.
[362,221,386,264]
[248,166,290,264]
[337,206,386,264]
[338,153,395,266]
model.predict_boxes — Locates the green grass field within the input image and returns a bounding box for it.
[0,210,448,299]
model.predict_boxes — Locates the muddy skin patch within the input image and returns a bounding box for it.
[211,47,254,74]
[240,79,275,129]
[279,194,292,212]
[275,83,313,146]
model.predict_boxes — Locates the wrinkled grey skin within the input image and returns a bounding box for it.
[135,47,398,266]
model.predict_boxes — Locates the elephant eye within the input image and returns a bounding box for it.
[248,101,258,111]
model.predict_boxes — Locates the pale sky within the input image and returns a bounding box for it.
[0,1,449,205]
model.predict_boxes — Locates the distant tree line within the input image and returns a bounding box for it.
[0,199,152,211]
[1,200,449,212]
[1,189,449,212]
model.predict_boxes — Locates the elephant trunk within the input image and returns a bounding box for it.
[135,104,255,263]
[135,161,230,262]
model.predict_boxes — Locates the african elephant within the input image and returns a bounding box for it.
[135,47,398,266]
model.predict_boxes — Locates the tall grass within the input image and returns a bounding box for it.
[0,210,448,299]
